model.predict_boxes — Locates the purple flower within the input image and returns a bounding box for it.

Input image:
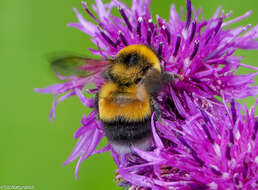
[116,100,258,190]
[35,0,258,189]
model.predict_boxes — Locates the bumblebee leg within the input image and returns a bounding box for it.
[162,72,182,84]
[151,97,161,121]
[94,92,100,120]
[143,68,163,95]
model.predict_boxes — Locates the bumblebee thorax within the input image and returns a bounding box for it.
[109,44,161,85]
[115,44,161,72]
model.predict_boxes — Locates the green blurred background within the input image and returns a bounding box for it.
[0,0,257,189]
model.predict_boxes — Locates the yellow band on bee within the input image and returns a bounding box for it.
[98,82,151,122]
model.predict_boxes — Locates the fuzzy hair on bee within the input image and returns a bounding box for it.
[51,44,178,154]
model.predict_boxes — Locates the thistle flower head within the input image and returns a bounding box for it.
[35,0,258,189]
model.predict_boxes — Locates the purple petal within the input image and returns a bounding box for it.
[222,11,252,28]
[74,88,95,108]
[69,8,98,36]
[151,113,164,148]
[34,84,64,94]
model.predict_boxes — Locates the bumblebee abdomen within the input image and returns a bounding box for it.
[98,82,153,154]
[99,98,153,154]
[102,116,151,142]
[102,116,152,154]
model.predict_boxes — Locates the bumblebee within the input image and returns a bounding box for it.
[52,44,175,154]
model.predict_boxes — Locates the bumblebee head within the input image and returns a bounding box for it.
[109,44,161,87]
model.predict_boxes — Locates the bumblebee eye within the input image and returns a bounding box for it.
[142,65,151,74]
[134,78,142,84]
[124,82,130,87]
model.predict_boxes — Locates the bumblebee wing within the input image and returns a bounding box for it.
[51,56,110,78]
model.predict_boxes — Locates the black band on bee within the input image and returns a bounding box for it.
[117,52,140,67]
[124,53,140,66]
[115,51,154,69]
[102,69,124,86]
[104,72,133,87]
[102,116,152,143]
